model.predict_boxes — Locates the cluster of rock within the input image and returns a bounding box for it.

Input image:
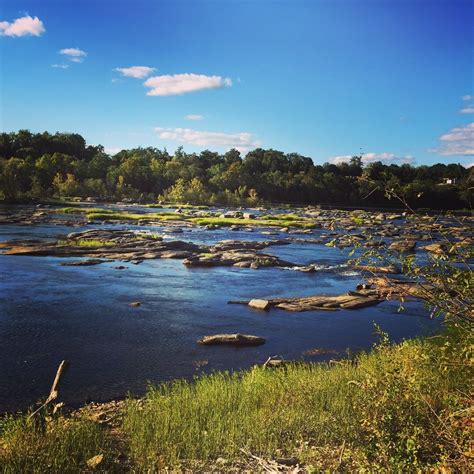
[0,230,300,269]
[231,276,431,313]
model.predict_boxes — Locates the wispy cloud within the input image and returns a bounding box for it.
[59,48,87,63]
[155,127,260,153]
[115,66,155,79]
[0,15,45,37]
[185,114,204,121]
[145,74,232,96]
[51,63,69,69]
[330,152,415,165]
[462,94,472,101]
[460,106,474,114]
[432,123,474,156]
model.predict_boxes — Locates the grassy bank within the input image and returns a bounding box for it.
[1,329,471,472]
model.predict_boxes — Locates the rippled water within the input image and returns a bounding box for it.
[0,206,440,412]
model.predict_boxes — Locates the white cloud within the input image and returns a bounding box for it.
[144,73,232,96]
[464,162,473,168]
[51,63,69,69]
[460,106,474,114]
[185,114,204,121]
[155,127,260,152]
[462,95,472,101]
[104,147,122,155]
[59,48,87,62]
[330,152,415,165]
[0,15,45,37]
[433,123,474,156]
[115,66,156,79]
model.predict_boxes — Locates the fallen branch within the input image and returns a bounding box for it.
[29,360,69,418]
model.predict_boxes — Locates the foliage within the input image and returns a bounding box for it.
[0,130,472,208]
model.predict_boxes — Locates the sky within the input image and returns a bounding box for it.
[0,0,473,166]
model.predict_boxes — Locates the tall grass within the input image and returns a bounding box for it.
[123,333,471,471]
[0,415,110,473]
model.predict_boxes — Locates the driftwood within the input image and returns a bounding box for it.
[29,360,69,418]
[198,334,266,346]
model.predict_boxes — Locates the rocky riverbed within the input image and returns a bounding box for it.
[0,203,471,411]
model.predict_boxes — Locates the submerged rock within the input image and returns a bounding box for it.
[197,333,266,346]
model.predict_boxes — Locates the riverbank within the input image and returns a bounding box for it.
[1,328,471,472]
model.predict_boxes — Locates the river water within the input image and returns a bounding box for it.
[0,206,440,412]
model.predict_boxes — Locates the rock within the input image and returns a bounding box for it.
[129,301,141,307]
[353,264,400,274]
[61,259,106,266]
[233,261,252,267]
[221,211,243,218]
[160,250,193,259]
[422,243,447,254]
[340,297,380,309]
[303,347,338,356]
[294,265,316,273]
[388,239,416,252]
[263,358,286,368]
[86,454,104,469]
[198,333,265,346]
[248,299,271,310]
[243,212,256,219]
[113,265,127,269]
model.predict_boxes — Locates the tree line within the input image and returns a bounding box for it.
[0,130,472,209]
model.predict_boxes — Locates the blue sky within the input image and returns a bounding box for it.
[1,0,473,166]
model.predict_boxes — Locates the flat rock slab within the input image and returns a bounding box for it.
[61,259,107,266]
[198,333,266,346]
[353,264,401,274]
[248,299,271,310]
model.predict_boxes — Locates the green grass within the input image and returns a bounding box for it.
[59,207,315,228]
[58,207,111,214]
[0,331,470,471]
[57,239,115,247]
[0,415,111,473]
[190,217,316,229]
[122,332,471,471]
[86,211,182,221]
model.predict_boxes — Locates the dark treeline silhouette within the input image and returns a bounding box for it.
[1,130,472,209]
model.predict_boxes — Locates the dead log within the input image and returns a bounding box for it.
[29,360,69,418]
